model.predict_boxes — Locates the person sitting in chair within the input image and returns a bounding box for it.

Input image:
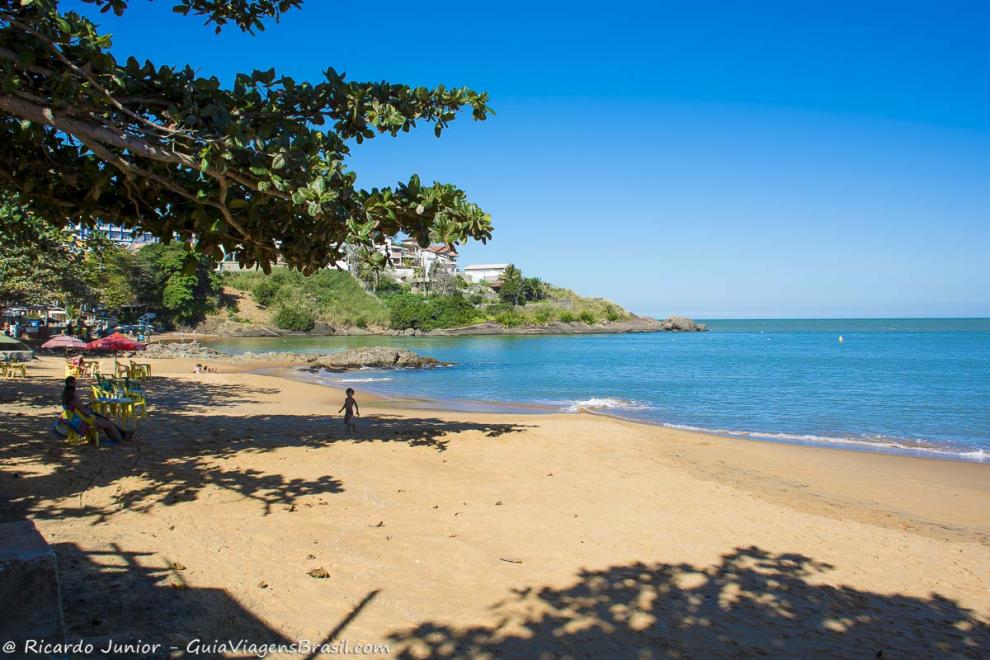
[61,376,129,443]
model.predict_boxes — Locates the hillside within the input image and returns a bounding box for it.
[203,267,679,336]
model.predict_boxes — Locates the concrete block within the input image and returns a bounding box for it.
[0,520,65,645]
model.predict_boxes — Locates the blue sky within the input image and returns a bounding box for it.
[68,0,990,318]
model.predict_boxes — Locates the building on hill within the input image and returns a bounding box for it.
[72,222,157,248]
[216,239,457,282]
[380,239,458,283]
[461,264,509,284]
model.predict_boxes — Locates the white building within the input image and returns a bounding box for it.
[461,263,509,284]
[72,222,157,248]
[380,239,458,283]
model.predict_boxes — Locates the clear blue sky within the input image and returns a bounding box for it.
[68,0,990,318]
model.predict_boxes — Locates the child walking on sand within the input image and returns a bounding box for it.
[338,387,360,432]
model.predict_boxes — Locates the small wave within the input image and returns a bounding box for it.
[559,397,652,412]
[662,424,989,462]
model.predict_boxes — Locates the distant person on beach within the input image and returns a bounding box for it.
[193,364,202,374]
[338,388,360,432]
[61,376,129,443]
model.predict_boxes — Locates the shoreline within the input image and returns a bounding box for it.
[3,356,988,654]
[155,314,702,342]
[284,362,990,465]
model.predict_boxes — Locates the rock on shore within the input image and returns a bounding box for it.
[144,341,226,360]
[658,316,708,332]
[420,315,706,336]
[143,341,448,370]
[196,314,706,337]
[312,347,447,370]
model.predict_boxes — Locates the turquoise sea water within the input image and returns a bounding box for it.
[208,319,990,462]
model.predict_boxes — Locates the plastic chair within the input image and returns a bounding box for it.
[57,408,100,446]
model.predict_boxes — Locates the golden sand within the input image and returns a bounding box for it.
[1,357,987,657]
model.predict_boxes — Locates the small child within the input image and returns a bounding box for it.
[338,387,360,432]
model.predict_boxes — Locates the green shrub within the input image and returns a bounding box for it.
[559,311,578,323]
[430,296,479,329]
[484,302,513,318]
[495,310,525,327]
[384,293,479,330]
[224,270,266,292]
[578,310,597,324]
[529,305,553,324]
[384,292,430,329]
[252,279,281,307]
[273,304,316,331]
[374,278,404,295]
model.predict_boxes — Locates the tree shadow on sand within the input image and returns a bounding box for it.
[0,377,530,523]
[389,546,989,658]
[50,541,293,658]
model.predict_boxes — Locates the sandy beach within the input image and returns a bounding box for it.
[1,356,988,657]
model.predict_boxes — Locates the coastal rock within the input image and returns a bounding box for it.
[144,341,225,359]
[659,316,707,332]
[216,321,280,337]
[313,346,446,370]
[435,316,670,336]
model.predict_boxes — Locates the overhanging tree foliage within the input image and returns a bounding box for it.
[0,198,90,307]
[0,0,493,273]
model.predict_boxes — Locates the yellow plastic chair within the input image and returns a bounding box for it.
[122,385,148,419]
[91,384,137,428]
[58,408,100,447]
[129,361,151,379]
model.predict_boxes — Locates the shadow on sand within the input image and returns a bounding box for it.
[388,545,990,658]
[0,376,530,522]
[44,542,381,659]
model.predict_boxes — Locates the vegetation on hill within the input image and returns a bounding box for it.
[225,268,389,330]
[223,264,633,332]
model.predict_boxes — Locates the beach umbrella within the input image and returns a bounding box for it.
[41,335,87,350]
[85,332,146,352]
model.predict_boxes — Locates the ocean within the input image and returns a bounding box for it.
[208,318,990,462]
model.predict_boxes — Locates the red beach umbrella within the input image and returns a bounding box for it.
[85,332,146,352]
[41,335,87,350]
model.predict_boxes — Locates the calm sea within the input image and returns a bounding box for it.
[208,318,990,462]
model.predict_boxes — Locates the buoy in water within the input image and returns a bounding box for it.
[838,335,844,343]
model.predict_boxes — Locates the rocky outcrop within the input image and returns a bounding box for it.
[144,341,449,370]
[215,321,281,337]
[658,316,707,332]
[143,341,225,359]
[312,347,447,370]
[415,315,706,336]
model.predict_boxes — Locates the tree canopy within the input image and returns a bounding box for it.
[0,0,493,273]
